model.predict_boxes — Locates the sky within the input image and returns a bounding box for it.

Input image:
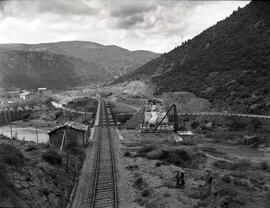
[0,0,250,53]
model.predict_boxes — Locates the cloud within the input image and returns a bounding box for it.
[1,0,97,17]
[0,0,250,52]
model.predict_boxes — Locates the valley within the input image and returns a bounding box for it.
[0,1,269,208]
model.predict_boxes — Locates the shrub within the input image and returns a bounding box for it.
[0,134,9,140]
[25,146,38,152]
[0,144,24,166]
[117,114,133,123]
[259,161,269,172]
[141,189,151,197]
[22,114,31,121]
[69,146,86,163]
[229,121,247,131]
[137,145,157,156]
[133,176,146,190]
[249,119,262,131]
[163,149,192,166]
[55,111,63,119]
[231,160,252,170]
[42,150,62,165]
[191,121,199,129]
[221,175,232,183]
[124,151,131,157]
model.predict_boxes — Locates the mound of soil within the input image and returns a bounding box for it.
[125,109,144,129]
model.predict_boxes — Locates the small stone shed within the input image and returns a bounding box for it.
[177,131,197,145]
[48,121,90,148]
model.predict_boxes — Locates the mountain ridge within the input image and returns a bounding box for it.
[0,48,112,90]
[0,41,159,77]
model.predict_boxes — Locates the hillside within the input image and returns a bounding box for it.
[0,41,159,77]
[0,49,112,90]
[117,1,270,115]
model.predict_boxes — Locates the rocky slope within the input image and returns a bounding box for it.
[116,1,270,115]
[0,136,84,208]
[0,49,112,90]
[0,41,159,77]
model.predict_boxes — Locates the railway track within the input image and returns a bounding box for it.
[90,100,118,208]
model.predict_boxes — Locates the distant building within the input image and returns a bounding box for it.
[48,121,90,149]
[19,90,32,100]
[38,87,47,94]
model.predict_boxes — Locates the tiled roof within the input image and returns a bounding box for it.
[48,121,88,134]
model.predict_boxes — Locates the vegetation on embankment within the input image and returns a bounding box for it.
[0,134,85,208]
[65,97,98,113]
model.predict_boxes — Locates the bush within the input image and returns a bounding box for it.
[0,144,24,166]
[229,121,247,131]
[137,145,157,156]
[22,114,31,121]
[42,150,62,165]
[231,160,252,170]
[117,114,133,123]
[124,151,131,157]
[69,146,86,163]
[163,149,192,167]
[55,111,63,119]
[191,121,199,129]
[248,119,262,132]
[259,161,269,172]
[141,189,151,197]
[25,146,38,152]
[133,176,146,190]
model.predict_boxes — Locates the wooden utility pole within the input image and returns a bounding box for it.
[35,124,39,143]
[66,128,69,173]
[10,121,13,139]
[5,111,12,139]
